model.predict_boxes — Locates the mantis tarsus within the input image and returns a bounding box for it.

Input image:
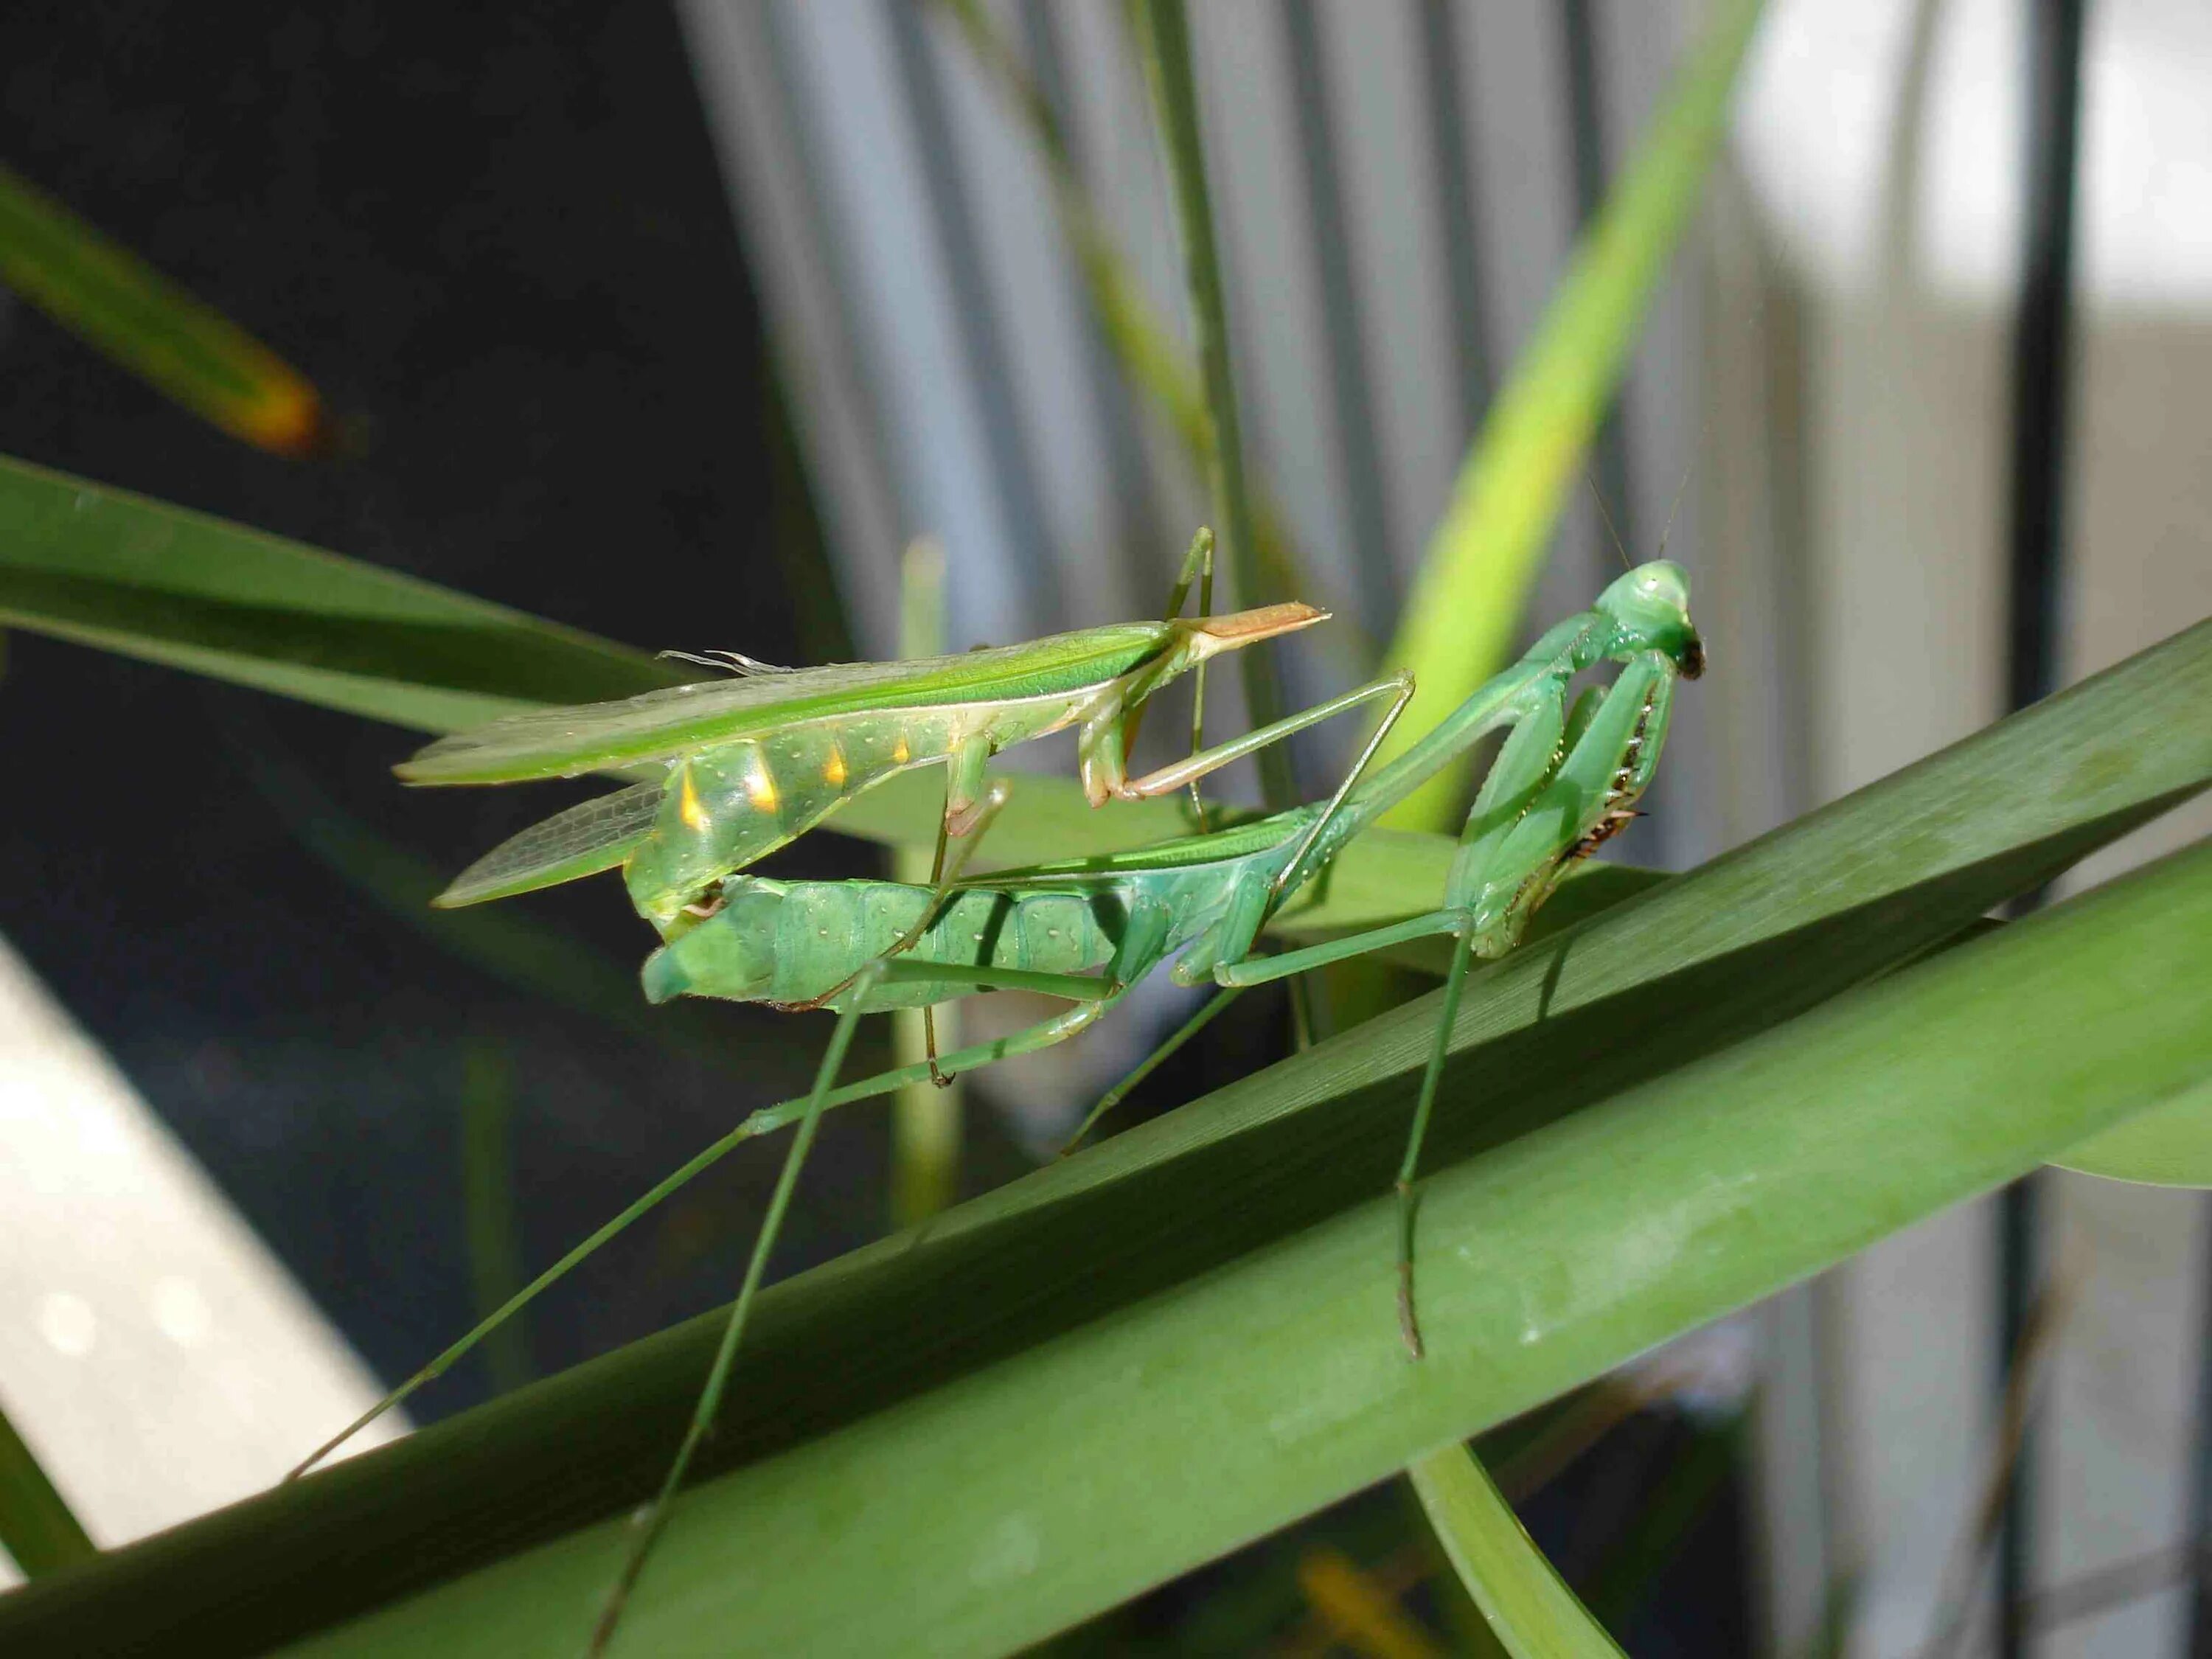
[397,529,1346,941]
[304,564,1703,1655]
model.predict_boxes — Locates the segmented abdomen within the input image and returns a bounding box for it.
[622,711,961,925]
[764,882,1116,1009]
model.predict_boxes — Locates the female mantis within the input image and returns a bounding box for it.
[301,563,1702,1655]
[397,530,1380,943]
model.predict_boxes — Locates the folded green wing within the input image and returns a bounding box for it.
[397,624,1169,785]
[434,783,664,908]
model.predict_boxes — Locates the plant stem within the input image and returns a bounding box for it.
[1130,0,1295,811]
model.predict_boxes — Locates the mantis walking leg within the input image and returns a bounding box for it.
[588,908,1178,1652]
[1061,986,1242,1155]
[588,961,880,1656]
[292,923,1174,1484]
[1208,679,1578,1357]
[1060,675,1416,1150]
[1160,527,1216,824]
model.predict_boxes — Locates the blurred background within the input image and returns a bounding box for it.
[1,0,2209,1653]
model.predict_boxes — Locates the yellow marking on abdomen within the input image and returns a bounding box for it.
[745,754,778,812]
[891,734,911,765]
[678,768,710,833]
[824,742,849,789]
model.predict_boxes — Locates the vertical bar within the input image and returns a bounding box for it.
[2190,1207,2212,1656]
[1416,0,1493,445]
[1279,0,1398,638]
[1558,0,1639,565]
[1131,0,1295,804]
[885,0,1068,630]
[1998,3,2088,1656]
[1019,0,1166,581]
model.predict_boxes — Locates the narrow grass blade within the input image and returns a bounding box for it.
[891,539,963,1227]
[460,1040,532,1397]
[1133,0,1293,804]
[0,1397,95,1579]
[0,164,325,456]
[936,0,1353,658]
[1377,0,1767,831]
[1295,1544,1448,1659]
[0,453,676,731]
[1407,1443,1624,1658]
[7,619,2206,1658]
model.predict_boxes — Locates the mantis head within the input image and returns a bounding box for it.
[1594,560,1705,679]
[1180,601,1329,661]
[639,884,782,1004]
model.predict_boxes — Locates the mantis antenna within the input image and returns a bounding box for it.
[653,648,796,675]
[1585,472,1635,572]
[1651,409,1714,564]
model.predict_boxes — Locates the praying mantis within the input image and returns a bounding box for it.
[305,563,1703,1656]
[397,530,1371,943]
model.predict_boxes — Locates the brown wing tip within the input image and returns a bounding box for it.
[1191,601,1329,646]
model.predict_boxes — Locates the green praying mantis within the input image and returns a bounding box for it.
[303,562,1703,1655]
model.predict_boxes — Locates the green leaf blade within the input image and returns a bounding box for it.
[0,1400,96,1580]
[1407,1444,1624,1659]
[0,453,678,731]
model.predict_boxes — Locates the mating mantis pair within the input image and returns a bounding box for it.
[313,560,1703,1653]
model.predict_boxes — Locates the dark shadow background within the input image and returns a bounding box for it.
[0,1,883,1411]
[0,4,1745,1649]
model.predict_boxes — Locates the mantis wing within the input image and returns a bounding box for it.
[397,622,1174,785]
[434,782,664,908]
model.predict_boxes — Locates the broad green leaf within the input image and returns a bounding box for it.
[2050,1079,2212,1186]
[0,1399,94,1579]
[1407,1444,1623,1658]
[6,618,2205,1658]
[0,164,325,455]
[1378,0,1765,831]
[223,845,2212,1658]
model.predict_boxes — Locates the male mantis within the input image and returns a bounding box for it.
[304,563,1702,1655]
[397,530,1381,945]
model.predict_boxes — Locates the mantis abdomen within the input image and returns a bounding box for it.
[623,698,1082,927]
[642,877,1121,1008]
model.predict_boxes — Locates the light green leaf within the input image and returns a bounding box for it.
[1408,1444,1624,1658]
